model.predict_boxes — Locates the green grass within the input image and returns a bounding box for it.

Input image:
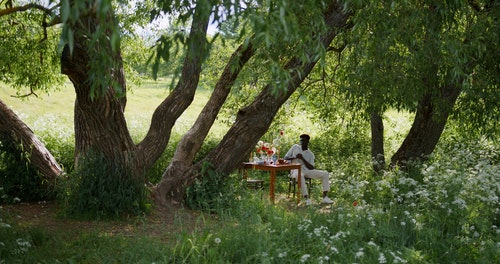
[1,80,225,139]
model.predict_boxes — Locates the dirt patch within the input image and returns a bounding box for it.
[1,200,206,244]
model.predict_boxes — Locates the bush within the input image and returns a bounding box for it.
[59,150,150,219]
[185,161,244,213]
[0,138,53,203]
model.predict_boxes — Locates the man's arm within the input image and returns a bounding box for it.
[296,153,314,170]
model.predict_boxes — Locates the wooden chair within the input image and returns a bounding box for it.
[246,179,264,190]
[241,166,265,191]
[287,176,313,198]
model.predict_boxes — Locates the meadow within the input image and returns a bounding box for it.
[1,81,499,263]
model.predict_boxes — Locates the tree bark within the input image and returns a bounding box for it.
[370,111,385,173]
[390,84,461,168]
[61,5,142,179]
[0,99,63,181]
[155,1,351,203]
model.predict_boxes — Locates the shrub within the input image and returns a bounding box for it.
[185,161,244,213]
[0,138,53,203]
[59,150,150,219]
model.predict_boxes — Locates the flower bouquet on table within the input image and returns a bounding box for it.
[254,141,276,164]
[251,130,284,165]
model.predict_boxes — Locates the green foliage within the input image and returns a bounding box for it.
[0,5,65,94]
[0,138,53,203]
[1,124,499,263]
[338,0,499,126]
[33,120,76,174]
[0,223,37,261]
[59,150,150,219]
[185,161,244,213]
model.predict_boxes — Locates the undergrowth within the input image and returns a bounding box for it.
[1,134,498,263]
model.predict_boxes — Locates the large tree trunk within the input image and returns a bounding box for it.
[0,99,63,181]
[155,1,351,203]
[370,111,385,173]
[390,84,461,168]
[60,4,142,179]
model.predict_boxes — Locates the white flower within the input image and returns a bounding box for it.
[318,255,330,264]
[300,254,311,263]
[214,237,221,244]
[378,252,387,263]
[367,241,377,247]
[355,248,365,258]
[330,246,339,254]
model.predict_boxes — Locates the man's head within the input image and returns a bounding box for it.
[299,134,310,148]
[299,134,310,141]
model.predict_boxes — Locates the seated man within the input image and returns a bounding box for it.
[283,134,334,205]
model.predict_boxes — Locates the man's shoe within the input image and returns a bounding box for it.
[305,198,312,206]
[321,196,334,204]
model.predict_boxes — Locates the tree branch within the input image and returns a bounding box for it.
[0,2,60,29]
[0,3,55,17]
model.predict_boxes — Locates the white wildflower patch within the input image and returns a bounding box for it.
[331,231,349,241]
[355,248,364,259]
[298,219,312,231]
[13,238,32,255]
[300,254,311,263]
[367,241,378,247]
[313,226,329,237]
[278,251,287,258]
[318,255,330,264]
[330,245,339,254]
[452,197,467,209]
[389,251,408,263]
[0,223,11,228]
[378,252,387,263]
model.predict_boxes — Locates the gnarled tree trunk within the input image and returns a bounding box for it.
[60,5,142,180]
[0,99,63,181]
[390,84,461,168]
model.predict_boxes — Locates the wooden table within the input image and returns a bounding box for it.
[242,162,302,204]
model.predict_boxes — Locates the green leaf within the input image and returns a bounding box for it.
[61,0,70,22]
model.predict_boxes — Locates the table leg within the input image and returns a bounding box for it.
[270,170,276,204]
[297,167,302,204]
